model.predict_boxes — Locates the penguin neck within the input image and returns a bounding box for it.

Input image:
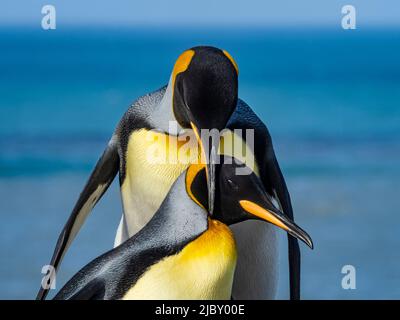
[151,75,184,135]
[142,171,209,244]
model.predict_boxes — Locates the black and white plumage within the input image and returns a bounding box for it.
[37,46,302,300]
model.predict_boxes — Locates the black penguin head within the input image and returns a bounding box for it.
[171,46,239,215]
[172,46,238,132]
[187,158,313,249]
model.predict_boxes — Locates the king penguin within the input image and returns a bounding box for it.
[37,46,238,300]
[52,159,312,300]
[37,46,302,300]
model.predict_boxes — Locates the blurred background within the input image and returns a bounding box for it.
[0,0,399,299]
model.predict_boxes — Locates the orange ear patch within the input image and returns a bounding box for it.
[223,50,239,74]
[172,49,195,86]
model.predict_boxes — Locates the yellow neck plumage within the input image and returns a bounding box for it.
[122,218,237,300]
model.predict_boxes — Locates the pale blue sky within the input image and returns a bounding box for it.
[1,0,399,26]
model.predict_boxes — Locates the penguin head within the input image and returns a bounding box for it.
[216,158,313,249]
[172,46,239,214]
[187,158,313,249]
[172,46,238,131]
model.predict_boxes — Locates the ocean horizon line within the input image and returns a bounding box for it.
[1,24,400,33]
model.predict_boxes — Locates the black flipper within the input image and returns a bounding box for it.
[228,99,301,300]
[68,280,106,300]
[36,138,119,300]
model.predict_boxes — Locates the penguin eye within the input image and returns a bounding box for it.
[227,179,239,191]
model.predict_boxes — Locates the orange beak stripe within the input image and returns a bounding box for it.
[239,200,289,231]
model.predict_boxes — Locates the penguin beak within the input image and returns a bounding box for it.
[239,199,313,249]
[190,122,218,215]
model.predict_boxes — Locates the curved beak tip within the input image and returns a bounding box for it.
[306,238,314,250]
[240,200,314,250]
[294,229,314,250]
[298,231,314,250]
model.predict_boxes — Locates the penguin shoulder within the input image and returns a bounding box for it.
[117,86,167,132]
[228,98,275,162]
[228,98,269,136]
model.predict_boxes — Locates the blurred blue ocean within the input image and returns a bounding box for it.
[0,27,399,299]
